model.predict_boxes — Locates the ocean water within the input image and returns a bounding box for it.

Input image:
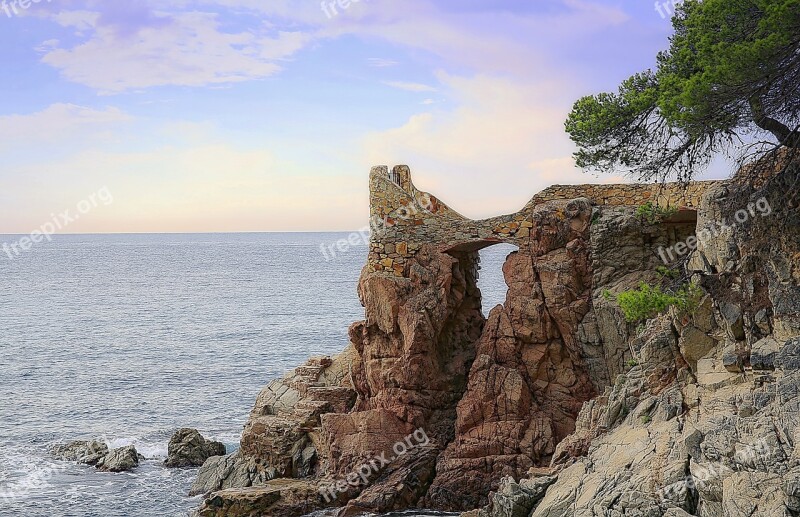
[0,233,515,517]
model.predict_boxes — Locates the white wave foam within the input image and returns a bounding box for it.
[102,437,167,460]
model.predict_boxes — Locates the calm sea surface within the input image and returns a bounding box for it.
[0,233,515,517]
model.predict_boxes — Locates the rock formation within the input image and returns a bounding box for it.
[52,440,142,473]
[95,445,140,472]
[165,428,226,468]
[193,156,799,517]
[52,440,109,466]
[469,155,800,516]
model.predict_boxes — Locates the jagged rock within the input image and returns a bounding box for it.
[719,302,746,341]
[722,345,745,373]
[776,337,800,372]
[784,468,800,512]
[165,428,226,468]
[469,475,556,517]
[95,445,139,472]
[424,201,597,510]
[750,336,781,371]
[51,440,108,466]
[239,348,358,480]
[336,445,439,517]
[446,162,799,515]
[191,451,277,496]
[663,509,694,517]
[679,323,718,370]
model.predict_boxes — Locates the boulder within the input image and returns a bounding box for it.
[750,336,781,371]
[96,445,140,472]
[679,323,717,369]
[165,428,226,468]
[51,440,108,466]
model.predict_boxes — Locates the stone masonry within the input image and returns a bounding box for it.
[368,165,720,276]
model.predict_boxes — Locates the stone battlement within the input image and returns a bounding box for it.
[367,165,721,276]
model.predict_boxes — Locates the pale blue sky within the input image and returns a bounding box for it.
[0,0,727,233]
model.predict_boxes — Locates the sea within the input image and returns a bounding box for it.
[0,233,516,517]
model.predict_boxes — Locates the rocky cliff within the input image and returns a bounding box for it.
[194,155,799,517]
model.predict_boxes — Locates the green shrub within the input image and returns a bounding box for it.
[616,281,702,323]
[636,201,678,224]
[626,358,639,368]
[672,282,704,315]
[655,266,679,279]
[640,414,652,425]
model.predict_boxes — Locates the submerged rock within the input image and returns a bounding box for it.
[165,428,226,468]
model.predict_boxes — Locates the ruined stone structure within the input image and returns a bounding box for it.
[367,164,718,276]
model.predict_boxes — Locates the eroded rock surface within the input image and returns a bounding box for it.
[424,199,597,510]
[467,157,800,517]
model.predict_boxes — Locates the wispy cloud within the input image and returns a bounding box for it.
[367,57,399,68]
[0,104,131,149]
[383,81,437,93]
[40,10,310,93]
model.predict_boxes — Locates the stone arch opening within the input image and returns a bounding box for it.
[476,242,520,317]
[440,240,520,317]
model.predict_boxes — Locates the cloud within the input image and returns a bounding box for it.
[35,0,632,95]
[0,104,366,233]
[164,0,631,79]
[383,81,437,93]
[367,57,399,68]
[0,139,367,233]
[40,10,310,93]
[0,103,131,150]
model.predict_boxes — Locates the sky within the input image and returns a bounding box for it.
[0,0,728,234]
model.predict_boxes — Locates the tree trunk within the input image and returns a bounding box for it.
[750,97,800,148]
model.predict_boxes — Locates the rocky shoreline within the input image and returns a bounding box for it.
[52,428,226,474]
[187,157,799,516]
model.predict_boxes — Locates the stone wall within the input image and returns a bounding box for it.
[530,182,718,209]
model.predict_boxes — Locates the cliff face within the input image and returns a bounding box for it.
[469,157,800,517]
[195,159,799,517]
[423,199,597,510]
